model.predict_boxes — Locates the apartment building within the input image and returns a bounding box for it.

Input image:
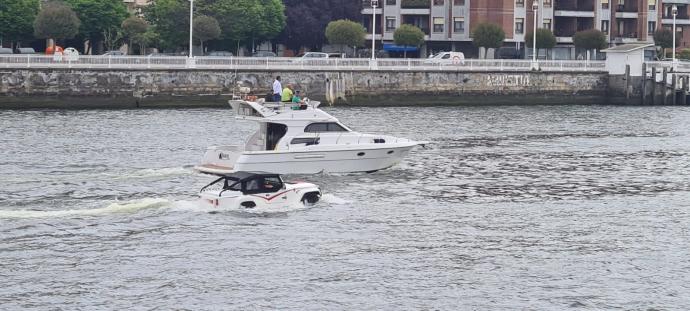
[660,0,690,50]
[361,0,659,59]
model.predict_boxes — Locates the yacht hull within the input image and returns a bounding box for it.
[196,144,416,175]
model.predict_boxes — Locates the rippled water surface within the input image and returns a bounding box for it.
[2,106,690,310]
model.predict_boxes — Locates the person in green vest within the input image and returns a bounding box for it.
[281,84,294,102]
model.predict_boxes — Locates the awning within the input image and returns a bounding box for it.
[383,44,419,52]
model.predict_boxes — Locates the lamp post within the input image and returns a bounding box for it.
[371,0,378,60]
[531,1,539,70]
[187,0,195,68]
[673,4,678,70]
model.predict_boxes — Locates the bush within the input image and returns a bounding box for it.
[573,29,607,51]
[325,19,366,48]
[525,28,556,49]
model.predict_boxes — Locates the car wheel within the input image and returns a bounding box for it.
[301,192,320,205]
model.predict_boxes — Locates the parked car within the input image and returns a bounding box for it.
[0,48,13,54]
[16,47,36,54]
[252,51,277,57]
[207,51,233,57]
[102,50,125,56]
[497,47,522,59]
[299,52,329,59]
[327,52,346,58]
[424,51,465,65]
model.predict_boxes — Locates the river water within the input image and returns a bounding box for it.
[1,105,690,310]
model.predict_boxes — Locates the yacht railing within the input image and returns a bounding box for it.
[0,55,606,72]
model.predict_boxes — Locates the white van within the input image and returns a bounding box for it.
[425,51,465,65]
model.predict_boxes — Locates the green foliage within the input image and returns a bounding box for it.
[194,15,221,53]
[34,1,81,41]
[325,19,366,48]
[122,16,148,39]
[393,24,425,47]
[143,0,188,51]
[64,0,128,44]
[278,0,361,52]
[122,16,148,54]
[401,0,430,8]
[653,28,675,49]
[198,0,285,43]
[472,23,505,49]
[0,0,40,43]
[573,29,607,50]
[679,48,690,60]
[525,28,556,49]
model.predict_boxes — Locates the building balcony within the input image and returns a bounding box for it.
[556,37,574,43]
[554,10,595,17]
[616,4,639,13]
[663,0,690,3]
[554,3,594,11]
[362,7,383,15]
[401,0,430,8]
[615,12,639,19]
[661,18,690,25]
[613,37,641,43]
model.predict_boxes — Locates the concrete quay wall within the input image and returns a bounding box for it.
[0,68,610,108]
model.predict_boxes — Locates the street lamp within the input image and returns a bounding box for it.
[531,1,539,70]
[371,0,378,60]
[673,4,678,70]
[189,0,194,58]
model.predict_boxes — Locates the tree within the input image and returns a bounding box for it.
[472,23,505,59]
[393,24,425,58]
[653,28,676,59]
[325,19,366,55]
[122,16,148,55]
[277,0,361,53]
[102,27,122,52]
[198,0,285,54]
[34,1,81,45]
[0,0,40,49]
[64,0,129,54]
[573,29,607,60]
[194,15,221,55]
[525,28,556,59]
[143,0,188,51]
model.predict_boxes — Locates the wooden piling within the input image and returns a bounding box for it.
[663,67,668,105]
[651,66,657,105]
[625,65,631,101]
[672,74,678,105]
[642,62,648,105]
[681,76,690,106]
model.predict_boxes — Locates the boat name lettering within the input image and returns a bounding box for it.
[219,152,230,160]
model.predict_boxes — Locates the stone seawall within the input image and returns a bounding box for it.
[0,68,610,108]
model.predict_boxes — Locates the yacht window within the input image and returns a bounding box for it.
[304,122,348,132]
[291,137,320,145]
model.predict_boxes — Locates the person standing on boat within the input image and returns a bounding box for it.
[272,76,282,102]
[281,84,294,102]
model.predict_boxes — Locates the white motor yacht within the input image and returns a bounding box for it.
[195,99,425,175]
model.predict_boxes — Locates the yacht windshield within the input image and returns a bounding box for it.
[304,122,348,133]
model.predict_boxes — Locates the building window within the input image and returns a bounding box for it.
[619,0,625,6]
[516,0,524,7]
[453,17,465,33]
[543,0,552,7]
[601,20,609,34]
[602,0,609,9]
[385,17,396,32]
[386,0,396,5]
[515,18,524,34]
[543,18,551,30]
[648,21,656,34]
[433,17,444,32]
[648,0,655,11]
[454,0,465,5]
[618,20,624,36]
[433,0,444,5]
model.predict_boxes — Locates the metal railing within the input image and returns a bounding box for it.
[0,55,607,72]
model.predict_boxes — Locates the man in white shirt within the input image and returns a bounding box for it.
[272,76,282,102]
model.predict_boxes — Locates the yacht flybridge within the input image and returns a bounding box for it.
[195,99,425,175]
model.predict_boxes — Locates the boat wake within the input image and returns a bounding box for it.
[0,198,170,219]
[110,167,192,180]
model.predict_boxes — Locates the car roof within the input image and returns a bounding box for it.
[222,171,279,181]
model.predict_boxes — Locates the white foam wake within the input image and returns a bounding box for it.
[111,167,192,180]
[0,198,170,219]
[320,194,351,205]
